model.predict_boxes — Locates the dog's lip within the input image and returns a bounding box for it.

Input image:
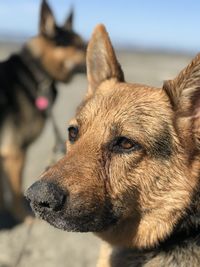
[29,200,119,232]
[30,204,86,231]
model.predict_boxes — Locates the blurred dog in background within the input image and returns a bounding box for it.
[0,0,86,224]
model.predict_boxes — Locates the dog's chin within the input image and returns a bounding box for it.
[31,204,119,232]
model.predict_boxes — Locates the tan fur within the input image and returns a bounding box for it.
[26,0,85,82]
[27,36,85,81]
[28,24,200,266]
[2,150,26,220]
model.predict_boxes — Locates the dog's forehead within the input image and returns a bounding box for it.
[76,82,172,137]
[53,27,84,47]
[78,83,170,119]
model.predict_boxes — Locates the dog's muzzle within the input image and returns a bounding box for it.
[25,180,119,232]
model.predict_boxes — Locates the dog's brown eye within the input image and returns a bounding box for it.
[68,126,79,143]
[111,137,141,153]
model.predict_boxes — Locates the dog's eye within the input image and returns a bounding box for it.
[112,136,141,153]
[68,126,79,143]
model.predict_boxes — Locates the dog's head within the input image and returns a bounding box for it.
[26,25,200,249]
[26,0,86,82]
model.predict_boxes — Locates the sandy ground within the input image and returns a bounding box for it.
[0,42,194,267]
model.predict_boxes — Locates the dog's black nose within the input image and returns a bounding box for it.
[25,181,66,212]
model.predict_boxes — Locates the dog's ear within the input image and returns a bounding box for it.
[163,54,200,146]
[40,0,56,37]
[87,24,124,94]
[63,8,74,31]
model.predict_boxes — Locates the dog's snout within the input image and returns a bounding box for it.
[25,181,66,212]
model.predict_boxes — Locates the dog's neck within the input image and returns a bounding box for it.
[97,182,200,254]
[160,184,200,250]
[159,184,200,249]
[7,46,57,114]
[20,46,54,88]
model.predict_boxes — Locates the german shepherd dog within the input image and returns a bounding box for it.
[0,0,85,223]
[26,25,200,266]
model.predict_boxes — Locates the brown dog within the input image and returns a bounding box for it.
[0,0,85,224]
[26,24,200,266]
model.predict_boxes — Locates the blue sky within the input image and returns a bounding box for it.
[0,0,199,53]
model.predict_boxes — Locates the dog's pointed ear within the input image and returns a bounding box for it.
[40,0,56,37]
[87,24,124,94]
[64,8,74,31]
[163,54,200,146]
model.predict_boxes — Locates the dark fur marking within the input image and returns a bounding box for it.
[48,27,86,48]
[149,124,173,160]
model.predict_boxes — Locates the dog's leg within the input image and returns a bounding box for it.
[96,242,112,267]
[2,149,27,221]
[0,169,4,211]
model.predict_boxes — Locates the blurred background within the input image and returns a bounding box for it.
[0,1,199,267]
[0,0,200,52]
